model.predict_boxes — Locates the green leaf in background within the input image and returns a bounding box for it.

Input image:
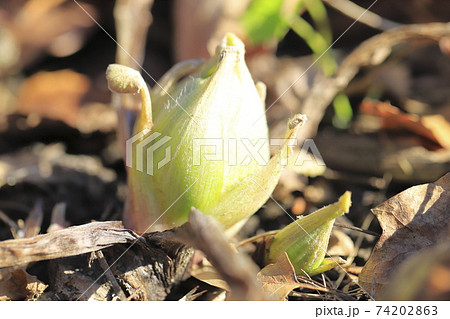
[242,0,337,75]
[332,92,353,129]
[287,14,336,75]
[242,0,288,44]
[303,0,332,44]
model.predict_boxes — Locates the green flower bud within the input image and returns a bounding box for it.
[107,33,306,234]
[265,191,351,275]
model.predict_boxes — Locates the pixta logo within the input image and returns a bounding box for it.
[192,137,324,167]
[126,130,325,176]
[126,129,172,175]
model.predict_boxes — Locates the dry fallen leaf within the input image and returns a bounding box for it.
[327,229,355,257]
[22,201,43,238]
[381,242,450,301]
[359,173,450,298]
[17,69,90,127]
[0,269,47,301]
[2,0,97,68]
[360,99,450,149]
[256,252,301,301]
[190,259,229,291]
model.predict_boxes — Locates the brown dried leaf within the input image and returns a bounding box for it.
[327,229,354,257]
[360,99,450,149]
[421,115,450,149]
[18,70,90,127]
[47,202,67,233]
[359,173,450,297]
[7,0,97,66]
[257,252,301,301]
[382,242,450,300]
[298,22,450,143]
[23,201,43,238]
[190,259,229,291]
[0,269,47,301]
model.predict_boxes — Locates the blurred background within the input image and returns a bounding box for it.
[0,1,449,299]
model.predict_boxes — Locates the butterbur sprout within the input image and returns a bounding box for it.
[265,191,352,276]
[107,33,306,234]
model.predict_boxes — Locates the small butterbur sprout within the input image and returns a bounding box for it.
[265,191,351,276]
[106,64,144,94]
[106,64,153,130]
[107,33,307,234]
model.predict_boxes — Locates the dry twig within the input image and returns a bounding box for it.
[0,221,135,268]
[299,22,450,143]
[323,0,401,31]
[173,208,268,300]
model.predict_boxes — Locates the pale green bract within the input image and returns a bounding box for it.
[266,191,351,275]
[107,33,306,234]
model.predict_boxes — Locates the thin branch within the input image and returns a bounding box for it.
[298,22,450,144]
[0,221,137,268]
[94,250,127,300]
[334,223,380,237]
[323,0,401,31]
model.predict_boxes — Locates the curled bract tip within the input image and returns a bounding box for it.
[288,114,307,130]
[106,64,143,94]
